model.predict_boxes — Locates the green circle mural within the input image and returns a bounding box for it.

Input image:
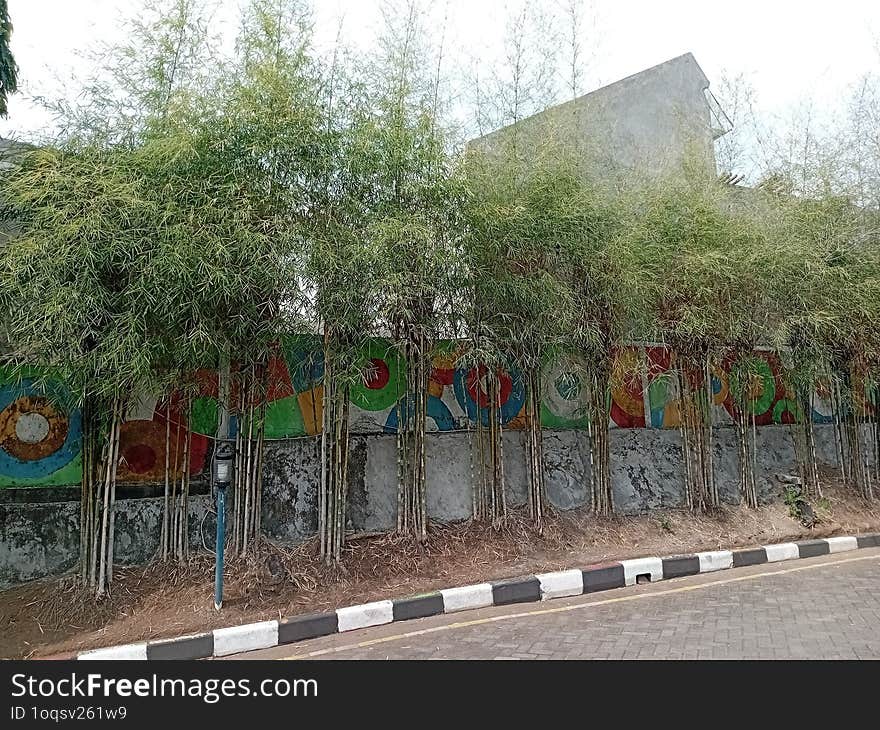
[349,341,404,412]
[730,358,776,416]
[773,398,802,424]
[264,395,306,439]
[190,396,218,437]
[540,359,588,429]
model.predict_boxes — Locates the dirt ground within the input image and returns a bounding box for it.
[2,480,879,659]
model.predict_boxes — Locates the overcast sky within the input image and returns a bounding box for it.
[1,0,878,140]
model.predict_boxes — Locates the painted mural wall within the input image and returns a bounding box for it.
[1,338,874,488]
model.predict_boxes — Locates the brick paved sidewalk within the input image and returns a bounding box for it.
[236,548,880,660]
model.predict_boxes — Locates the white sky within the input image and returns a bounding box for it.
[1,0,878,139]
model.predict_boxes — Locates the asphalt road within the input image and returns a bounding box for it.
[232,547,880,660]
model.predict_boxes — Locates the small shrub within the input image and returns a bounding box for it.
[784,484,819,527]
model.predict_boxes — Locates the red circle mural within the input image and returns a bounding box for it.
[364,358,390,390]
[466,365,513,409]
[123,443,157,474]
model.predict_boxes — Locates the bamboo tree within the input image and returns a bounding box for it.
[774,191,880,500]
[464,139,589,528]
[0,0,18,117]
[628,167,784,510]
[554,169,627,518]
[346,0,465,541]
[0,0,317,591]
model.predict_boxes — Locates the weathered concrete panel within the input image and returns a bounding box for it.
[0,500,79,586]
[260,439,319,542]
[610,428,686,515]
[0,495,212,589]
[425,433,472,522]
[360,435,397,532]
[543,431,590,510]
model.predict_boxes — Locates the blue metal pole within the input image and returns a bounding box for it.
[214,486,226,610]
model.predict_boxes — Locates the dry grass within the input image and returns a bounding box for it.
[2,481,878,659]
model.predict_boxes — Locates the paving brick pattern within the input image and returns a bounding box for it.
[265,552,880,660]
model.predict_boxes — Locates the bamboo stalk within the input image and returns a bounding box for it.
[751,394,758,506]
[79,400,91,586]
[418,351,428,541]
[170,406,182,559]
[340,393,350,557]
[319,355,329,558]
[89,415,107,589]
[106,399,122,585]
[679,368,693,510]
[254,398,266,547]
[179,404,192,563]
[96,397,119,598]
[705,358,717,507]
[162,402,171,561]
[241,376,255,556]
[231,382,244,554]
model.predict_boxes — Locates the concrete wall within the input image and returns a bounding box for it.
[0,495,212,589]
[471,53,720,185]
[0,423,863,588]
[257,422,851,538]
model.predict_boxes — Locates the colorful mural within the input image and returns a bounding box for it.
[0,371,82,487]
[2,341,875,488]
[0,368,210,488]
[115,392,210,483]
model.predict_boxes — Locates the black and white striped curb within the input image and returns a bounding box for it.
[76,532,880,660]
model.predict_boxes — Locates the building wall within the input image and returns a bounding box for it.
[0,493,213,588]
[1,422,858,588]
[2,334,876,586]
[1,340,856,493]
[471,53,719,183]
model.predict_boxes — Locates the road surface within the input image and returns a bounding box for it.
[233,547,880,660]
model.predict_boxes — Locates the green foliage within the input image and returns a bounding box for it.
[0,0,320,406]
[0,0,17,117]
[627,173,786,358]
[777,194,880,368]
[0,145,166,402]
[783,482,818,526]
[464,142,612,373]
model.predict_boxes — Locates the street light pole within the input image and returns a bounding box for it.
[213,440,234,611]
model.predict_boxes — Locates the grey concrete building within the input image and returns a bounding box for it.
[471,52,731,184]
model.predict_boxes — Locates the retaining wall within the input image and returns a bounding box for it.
[0,423,856,588]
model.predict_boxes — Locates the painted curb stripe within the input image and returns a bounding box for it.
[491,577,541,606]
[661,555,700,579]
[441,583,494,613]
[824,536,858,553]
[697,550,734,573]
[337,600,394,633]
[213,621,278,657]
[732,548,767,568]
[621,557,663,585]
[146,632,213,661]
[78,643,148,661]
[763,542,799,562]
[536,569,583,600]
[856,533,880,548]
[582,563,625,593]
[392,593,445,621]
[796,539,830,559]
[278,612,338,645]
